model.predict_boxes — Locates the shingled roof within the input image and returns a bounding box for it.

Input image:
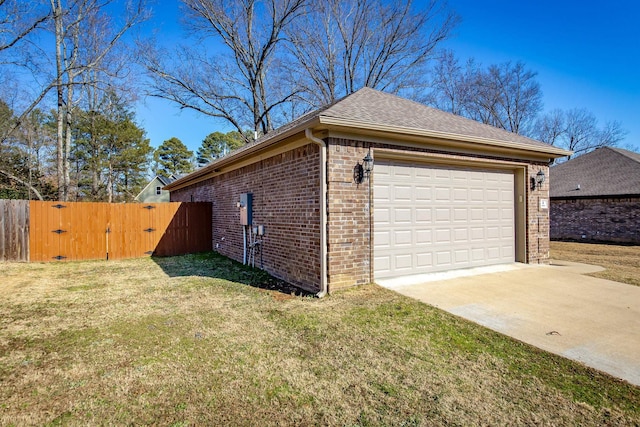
[550,147,640,198]
[167,87,569,190]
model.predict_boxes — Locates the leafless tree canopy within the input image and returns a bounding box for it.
[426,51,542,136]
[287,0,459,108]
[142,0,458,141]
[534,108,627,158]
[143,0,307,140]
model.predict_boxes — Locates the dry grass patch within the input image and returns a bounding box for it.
[551,241,640,286]
[1,252,639,426]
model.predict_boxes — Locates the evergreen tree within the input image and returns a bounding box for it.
[72,93,152,202]
[196,131,244,166]
[155,137,194,177]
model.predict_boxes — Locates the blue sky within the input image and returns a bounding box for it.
[136,1,640,153]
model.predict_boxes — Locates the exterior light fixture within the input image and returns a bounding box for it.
[353,149,374,184]
[531,169,546,190]
[362,149,374,178]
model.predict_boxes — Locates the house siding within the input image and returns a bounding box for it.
[551,197,640,244]
[171,144,322,292]
[136,178,170,202]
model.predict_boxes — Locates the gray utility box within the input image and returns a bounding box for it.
[240,193,253,225]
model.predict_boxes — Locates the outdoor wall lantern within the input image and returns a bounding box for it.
[354,149,374,184]
[531,169,546,190]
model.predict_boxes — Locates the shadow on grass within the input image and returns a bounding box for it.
[151,251,314,297]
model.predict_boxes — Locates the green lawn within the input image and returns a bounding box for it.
[1,252,638,426]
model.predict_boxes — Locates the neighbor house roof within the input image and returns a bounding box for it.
[550,147,640,198]
[166,88,571,190]
[156,175,176,186]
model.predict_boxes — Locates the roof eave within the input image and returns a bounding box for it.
[318,116,573,158]
[165,115,572,191]
[164,117,322,190]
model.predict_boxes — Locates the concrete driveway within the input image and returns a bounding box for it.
[377,261,640,387]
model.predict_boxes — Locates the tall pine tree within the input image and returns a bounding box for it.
[155,137,194,177]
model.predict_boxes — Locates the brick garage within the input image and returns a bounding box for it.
[166,88,569,294]
[550,147,640,244]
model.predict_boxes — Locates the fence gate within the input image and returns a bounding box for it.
[27,201,211,262]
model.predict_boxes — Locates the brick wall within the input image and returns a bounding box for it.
[171,144,322,292]
[172,136,553,293]
[325,139,553,288]
[551,197,640,244]
[527,164,550,264]
[326,138,372,290]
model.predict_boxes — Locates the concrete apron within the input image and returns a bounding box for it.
[377,261,640,387]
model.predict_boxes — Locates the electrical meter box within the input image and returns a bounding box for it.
[240,193,252,225]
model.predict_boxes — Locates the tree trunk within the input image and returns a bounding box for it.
[63,82,73,200]
[52,0,65,201]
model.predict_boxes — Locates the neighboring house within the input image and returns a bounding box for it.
[550,147,640,244]
[165,88,570,295]
[135,175,176,203]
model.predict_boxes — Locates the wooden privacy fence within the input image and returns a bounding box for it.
[0,200,212,262]
[0,200,30,261]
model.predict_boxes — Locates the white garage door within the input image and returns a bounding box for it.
[374,160,515,279]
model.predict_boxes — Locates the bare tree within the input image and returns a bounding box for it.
[143,0,306,141]
[422,50,477,116]
[468,61,542,135]
[287,0,458,108]
[427,54,543,136]
[534,107,627,158]
[49,0,147,200]
[0,0,49,55]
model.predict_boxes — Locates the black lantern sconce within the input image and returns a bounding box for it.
[530,169,546,190]
[354,149,374,184]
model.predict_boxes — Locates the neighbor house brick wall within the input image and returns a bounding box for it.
[551,197,640,244]
[171,144,322,292]
[526,164,551,264]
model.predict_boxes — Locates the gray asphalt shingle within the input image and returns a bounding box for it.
[550,147,640,198]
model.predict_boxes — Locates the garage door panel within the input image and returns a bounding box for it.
[453,208,468,221]
[394,185,413,201]
[394,230,412,245]
[454,249,469,263]
[416,208,432,222]
[416,229,432,244]
[435,187,450,201]
[374,206,390,221]
[374,160,515,279]
[393,208,412,223]
[435,251,451,266]
[395,254,413,269]
[415,186,432,201]
[374,230,390,246]
[453,228,468,242]
[435,228,451,243]
[416,253,433,267]
[435,208,451,222]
